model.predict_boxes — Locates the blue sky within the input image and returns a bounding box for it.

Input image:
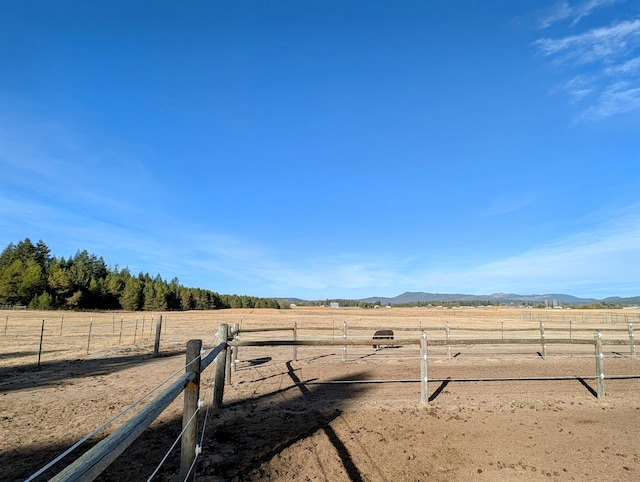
[1,0,639,300]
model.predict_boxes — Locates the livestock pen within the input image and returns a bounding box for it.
[3,308,640,481]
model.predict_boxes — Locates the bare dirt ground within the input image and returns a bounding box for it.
[1,307,639,481]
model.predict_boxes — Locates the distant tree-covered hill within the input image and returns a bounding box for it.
[284,291,639,308]
[0,238,282,311]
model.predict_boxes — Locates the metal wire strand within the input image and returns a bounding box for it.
[25,356,202,482]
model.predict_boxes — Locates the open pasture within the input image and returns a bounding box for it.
[1,307,640,481]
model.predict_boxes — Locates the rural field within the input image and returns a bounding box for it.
[1,307,640,481]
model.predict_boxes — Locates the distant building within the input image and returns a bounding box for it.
[330,302,339,308]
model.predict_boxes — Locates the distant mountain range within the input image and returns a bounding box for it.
[359,292,640,306]
[285,292,640,306]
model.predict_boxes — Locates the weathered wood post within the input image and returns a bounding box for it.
[569,318,572,341]
[118,316,124,345]
[37,320,45,369]
[594,331,605,399]
[153,315,163,357]
[180,339,202,482]
[293,321,298,362]
[87,317,93,355]
[539,321,547,359]
[501,320,504,340]
[59,314,63,336]
[134,318,139,344]
[213,323,229,409]
[445,321,451,359]
[4,314,8,335]
[420,331,428,405]
[342,321,347,362]
[231,322,239,371]
[628,323,636,358]
[225,325,232,385]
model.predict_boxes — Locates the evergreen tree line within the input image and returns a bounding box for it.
[0,239,282,311]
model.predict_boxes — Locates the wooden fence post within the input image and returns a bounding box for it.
[231,322,239,371]
[87,317,93,355]
[213,323,228,409]
[225,325,232,385]
[293,321,298,362]
[180,339,202,482]
[540,321,547,359]
[594,331,605,399]
[445,321,451,359]
[153,315,163,357]
[342,321,347,362]
[37,320,45,369]
[420,331,428,405]
[569,318,572,341]
[628,323,636,358]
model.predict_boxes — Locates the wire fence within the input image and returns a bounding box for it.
[7,309,640,481]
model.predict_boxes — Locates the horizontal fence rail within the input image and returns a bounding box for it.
[27,324,232,482]
[232,322,640,405]
[21,316,640,481]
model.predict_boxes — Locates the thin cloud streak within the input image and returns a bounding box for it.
[534,12,640,120]
[535,19,640,63]
[539,0,624,29]
[578,81,640,119]
[3,188,637,299]
[176,207,640,299]
[410,209,640,298]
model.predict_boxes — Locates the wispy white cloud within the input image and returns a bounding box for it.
[604,55,640,75]
[480,193,535,217]
[535,19,640,63]
[539,0,623,29]
[534,15,640,119]
[539,1,573,29]
[171,204,640,299]
[2,180,637,299]
[409,205,640,298]
[578,81,640,119]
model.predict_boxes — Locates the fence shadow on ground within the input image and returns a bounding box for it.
[6,360,376,481]
[0,349,184,393]
[0,405,186,481]
[200,362,375,481]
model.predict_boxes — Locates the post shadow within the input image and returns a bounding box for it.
[575,376,598,398]
[200,363,374,481]
[428,378,451,402]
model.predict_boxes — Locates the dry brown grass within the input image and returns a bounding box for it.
[2,307,639,481]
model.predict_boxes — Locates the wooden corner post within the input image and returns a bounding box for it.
[213,323,229,409]
[180,339,202,481]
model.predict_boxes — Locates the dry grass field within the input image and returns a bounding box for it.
[1,307,640,481]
